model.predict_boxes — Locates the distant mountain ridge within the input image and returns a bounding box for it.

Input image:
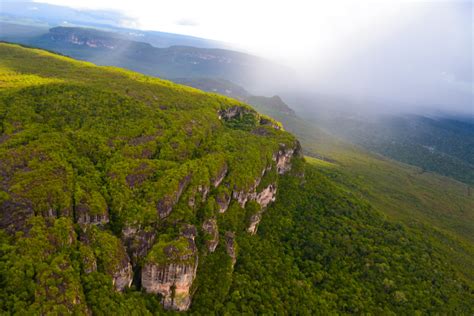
[0,1,229,49]
[175,77,296,117]
[0,25,287,93]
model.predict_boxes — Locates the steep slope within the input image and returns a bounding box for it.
[0,43,299,313]
[0,44,472,314]
[191,163,473,314]
[251,101,474,286]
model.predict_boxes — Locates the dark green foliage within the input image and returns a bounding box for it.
[190,247,234,313]
[0,43,472,314]
[313,113,474,185]
[191,165,474,314]
[0,43,295,313]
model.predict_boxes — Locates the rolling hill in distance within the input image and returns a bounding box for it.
[0,2,473,313]
[0,24,289,94]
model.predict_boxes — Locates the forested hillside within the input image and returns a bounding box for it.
[250,100,474,287]
[305,113,474,185]
[0,44,472,314]
[2,26,285,91]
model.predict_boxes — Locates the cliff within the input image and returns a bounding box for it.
[141,233,198,311]
[0,43,301,312]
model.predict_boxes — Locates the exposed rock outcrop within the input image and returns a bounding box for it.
[259,117,281,130]
[255,183,277,208]
[75,201,109,225]
[216,190,231,213]
[122,225,156,266]
[232,166,276,210]
[274,144,296,174]
[202,219,219,252]
[157,174,192,218]
[212,163,228,188]
[0,200,34,234]
[142,231,198,311]
[80,227,133,292]
[79,244,97,274]
[225,231,237,266]
[247,213,262,235]
[181,224,197,240]
[273,141,301,174]
[218,106,251,120]
[198,184,210,202]
[232,189,253,208]
[246,183,278,234]
[113,260,133,291]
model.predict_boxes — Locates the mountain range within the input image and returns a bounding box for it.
[0,6,473,313]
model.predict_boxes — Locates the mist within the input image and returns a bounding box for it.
[275,1,473,116]
[5,0,473,115]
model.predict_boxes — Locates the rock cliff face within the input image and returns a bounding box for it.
[217,190,231,213]
[113,260,133,291]
[255,183,277,208]
[0,200,34,234]
[142,231,198,311]
[157,174,192,218]
[218,106,251,120]
[79,227,133,292]
[122,226,157,266]
[247,183,277,235]
[275,143,300,174]
[75,206,109,225]
[202,219,219,252]
[247,213,262,235]
[225,231,237,267]
[212,164,228,188]
[0,44,306,314]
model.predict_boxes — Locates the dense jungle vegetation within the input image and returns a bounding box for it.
[0,43,472,314]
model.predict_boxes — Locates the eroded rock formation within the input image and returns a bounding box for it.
[122,225,157,266]
[202,219,219,252]
[218,106,251,120]
[212,164,228,188]
[225,231,237,267]
[157,174,192,218]
[75,203,109,225]
[247,213,262,235]
[217,191,231,213]
[113,259,133,291]
[255,183,277,208]
[274,143,299,174]
[142,229,198,311]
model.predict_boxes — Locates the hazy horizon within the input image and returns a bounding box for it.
[2,0,473,114]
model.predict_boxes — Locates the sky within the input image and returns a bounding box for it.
[28,0,442,61]
[25,0,474,113]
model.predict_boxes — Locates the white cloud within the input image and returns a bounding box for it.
[32,0,418,62]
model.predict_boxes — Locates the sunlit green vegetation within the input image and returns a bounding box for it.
[0,43,472,314]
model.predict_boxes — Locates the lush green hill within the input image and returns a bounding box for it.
[250,101,474,286]
[0,43,472,314]
[191,163,473,314]
[303,112,474,185]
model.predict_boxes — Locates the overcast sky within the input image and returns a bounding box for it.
[30,0,439,61]
[29,0,473,113]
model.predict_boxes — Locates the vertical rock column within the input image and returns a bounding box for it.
[142,232,198,311]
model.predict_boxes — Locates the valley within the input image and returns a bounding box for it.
[0,3,473,312]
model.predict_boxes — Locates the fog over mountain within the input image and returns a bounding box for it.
[1,0,472,114]
[1,1,474,314]
[293,1,473,115]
